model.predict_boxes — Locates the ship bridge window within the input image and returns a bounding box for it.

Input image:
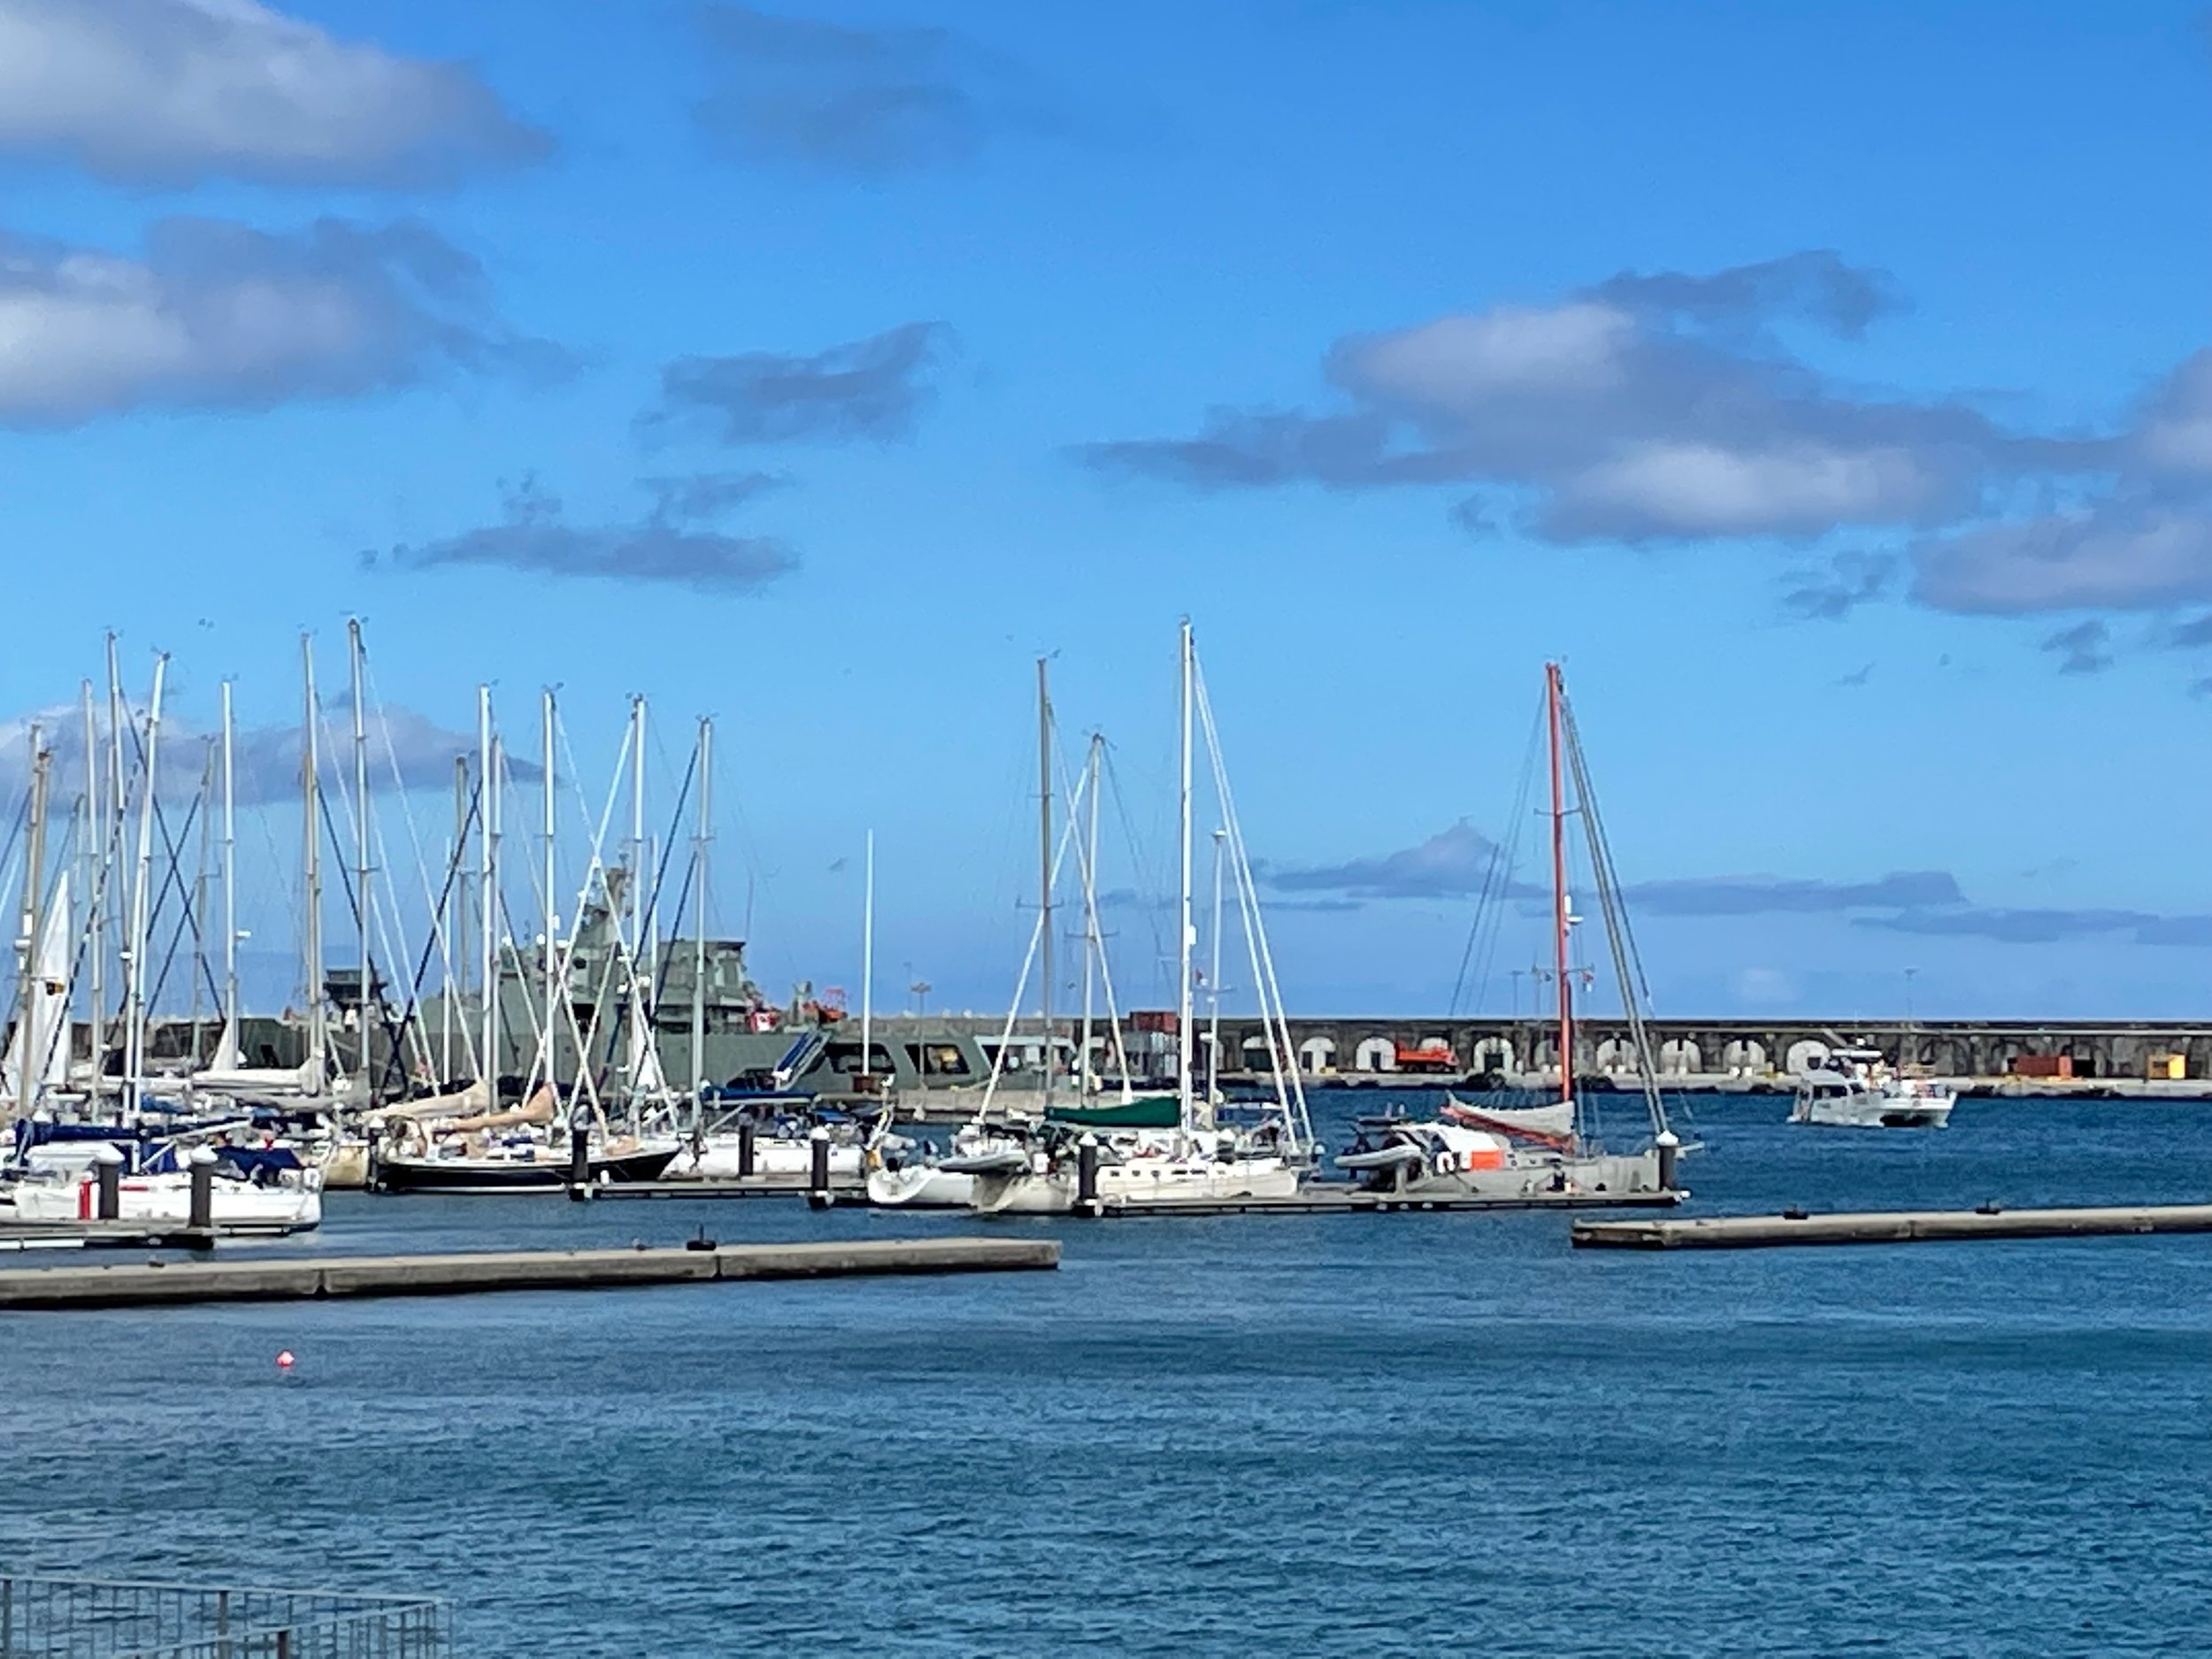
[905,1042,972,1079]
[826,1041,896,1076]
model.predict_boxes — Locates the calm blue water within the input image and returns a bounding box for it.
[5,1089,2212,1655]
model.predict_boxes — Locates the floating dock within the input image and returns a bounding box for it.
[570,1176,870,1202]
[0,1222,223,1253]
[0,1236,1059,1309]
[1572,1203,2212,1250]
[1070,1185,1685,1218]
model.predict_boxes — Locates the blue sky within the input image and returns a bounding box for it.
[4,0,2212,1020]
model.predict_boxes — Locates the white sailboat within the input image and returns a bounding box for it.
[966,622,1309,1215]
[1336,662,1682,1203]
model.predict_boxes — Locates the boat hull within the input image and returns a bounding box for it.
[1790,1094,1955,1129]
[372,1145,680,1193]
[6,1174,322,1234]
[864,1165,977,1209]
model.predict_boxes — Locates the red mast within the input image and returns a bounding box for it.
[1546,662,1573,1113]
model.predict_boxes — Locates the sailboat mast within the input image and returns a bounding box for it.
[1176,621,1195,1132]
[190,737,212,1057]
[861,829,874,1088]
[1079,733,1102,1098]
[1547,661,1573,1113]
[16,730,50,1122]
[689,718,712,1110]
[220,680,237,1048]
[348,619,373,1099]
[122,656,167,1116]
[301,635,326,1092]
[478,689,498,1087]
[1208,826,1225,1105]
[79,682,103,1081]
[540,688,557,1105]
[1036,657,1053,1105]
[628,695,648,1101]
[446,755,466,1083]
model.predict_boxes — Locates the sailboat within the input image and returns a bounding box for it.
[964,623,1310,1215]
[1335,662,1683,1204]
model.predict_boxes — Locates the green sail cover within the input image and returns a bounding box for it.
[1044,1094,1181,1130]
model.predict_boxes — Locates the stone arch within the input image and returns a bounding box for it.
[1471,1036,1515,1074]
[1721,1038,1769,1076]
[1298,1036,1336,1075]
[1786,1038,1830,1075]
[1658,1038,1701,1076]
[1354,1036,1396,1072]
[1594,1036,1634,1074]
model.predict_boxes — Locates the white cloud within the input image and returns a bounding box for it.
[0,217,557,426]
[0,0,548,187]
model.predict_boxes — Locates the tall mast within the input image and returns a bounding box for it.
[121,655,167,1116]
[348,618,373,1099]
[689,718,712,1110]
[1079,733,1102,1098]
[15,728,50,1122]
[102,638,125,1079]
[629,694,648,1099]
[860,829,874,1088]
[79,679,101,1077]
[1547,661,1573,1114]
[189,737,212,1058]
[1036,657,1053,1105]
[219,680,237,1048]
[540,688,557,1106]
[478,690,498,1087]
[1176,620,1195,1133]
[1208,826,1225,1105]
[301,634,326,1092]
[446,754,467,1083]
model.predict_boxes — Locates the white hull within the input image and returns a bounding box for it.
[6,1172,322,1233]
[864,1165,978,1209]
[1790,1092,1955,1129]
[970,1155,1300,1215]
[664,1135,864,1181]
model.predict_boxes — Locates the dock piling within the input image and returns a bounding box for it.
[1076,1133,1101,1217]
[187,1148,214,1233]
[738,1118,757,1179]
[567,1125,589,1189]
[92,1144,122,1221]
[806,1125,833,1210]
[1655,1130,1679,1195]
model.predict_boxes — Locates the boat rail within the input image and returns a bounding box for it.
[0,1574,451,1657]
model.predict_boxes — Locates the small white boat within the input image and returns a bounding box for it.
[966,1132,1302,1214]
[6,1164,323,1234]
[1790,1049,1955,1128]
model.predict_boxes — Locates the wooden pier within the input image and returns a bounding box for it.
[0,1236,1059,1309]
[1572,1203,2212,1250]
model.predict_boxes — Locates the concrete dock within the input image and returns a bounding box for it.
[1573,1203,2212,1250]
[1067,1185,1685,1218]
[0,1237,1059,1309]
[0,1222,221,1253]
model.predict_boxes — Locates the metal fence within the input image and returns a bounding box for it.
[0,1575,451,1659]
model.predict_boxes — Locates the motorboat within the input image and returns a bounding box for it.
[1790,1048,1955,1128]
